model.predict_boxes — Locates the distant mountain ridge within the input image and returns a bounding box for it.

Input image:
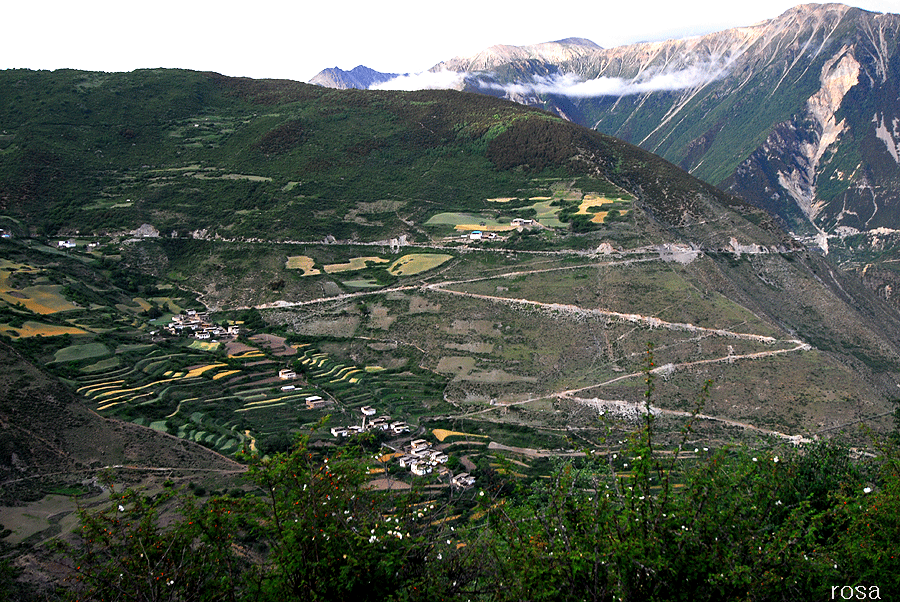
[309,65,401,89]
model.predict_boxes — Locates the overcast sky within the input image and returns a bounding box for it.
[3,1,898,83]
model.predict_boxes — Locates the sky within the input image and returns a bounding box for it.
[3,1,899,84]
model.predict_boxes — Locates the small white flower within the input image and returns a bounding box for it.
[694,448,699,453]
[479,491,484,497]
[773,456,779,463]
[118,504,125,512]
[752,457,758,462]
[775,500,782,506]
[864,486,873,494]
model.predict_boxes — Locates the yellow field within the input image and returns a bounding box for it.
[84,364,224,406]
[576,195,613,223]
[0,259,82,314]
[132,297,153,311]
[184,363,227,378]
[213,369,241,380]
[77,380,125,395]
[285,255,320,275]
[236,402,287,412]
[0,321,87,338]
[323,256,388,273]
[229,349,264,359]
[388,254,453,276]
[188,340,221,351]
[432,429,490,442]
[0,284,80,315]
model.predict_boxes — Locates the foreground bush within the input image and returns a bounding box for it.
[54,358,900,601]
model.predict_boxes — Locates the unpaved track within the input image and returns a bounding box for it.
[251,251,815,442]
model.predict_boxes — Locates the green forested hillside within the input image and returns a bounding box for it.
[0,68,779,244]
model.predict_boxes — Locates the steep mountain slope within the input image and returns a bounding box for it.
[451,5,900,236]
[0,68,788,246]
[308,4,900,304]
[436,37,603,72]
[0,340,242,504]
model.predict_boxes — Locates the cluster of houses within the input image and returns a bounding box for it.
[164,309,240,340]
[464,230,497,241]
[327,407,475,487]
[397,439,476,488]
[277,370,331,410]
[54,239,101,250]
[461,218,538,242]
[330,405,410,438]
[397,438,449,477]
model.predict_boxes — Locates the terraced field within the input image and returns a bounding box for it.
[64,335,448,456]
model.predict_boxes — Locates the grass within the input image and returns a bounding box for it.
[52,342,110,363]
[425,213,518,232]
[343,279,382,289]
[387,254,454,276]
[81,356,121,373]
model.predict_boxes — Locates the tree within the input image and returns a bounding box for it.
[56,478,249,601]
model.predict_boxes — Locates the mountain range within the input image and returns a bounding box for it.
[310,3,900,304]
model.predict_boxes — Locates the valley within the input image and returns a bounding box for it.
[1,65,899,599]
